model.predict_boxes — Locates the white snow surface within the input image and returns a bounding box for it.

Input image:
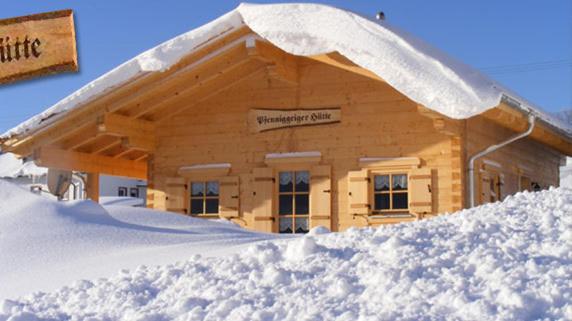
[265,151,321,159]
[2,183,572,320]
[99,196,146,207]
[0,153,46,178]
[0,180,281,302]
[2,3,571,140]
[179,163,232,171]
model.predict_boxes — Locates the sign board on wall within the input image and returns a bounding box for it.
[0,10,78,85]
[248,108,341,133]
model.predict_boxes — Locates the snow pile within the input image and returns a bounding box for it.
[3,3,570,140]
[0,180,279,300]
[99,196,145,207]
[0,153,46,178]
[2,188,571,320]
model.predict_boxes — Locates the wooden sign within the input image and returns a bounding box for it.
[0,9,78,85]
[248,108,341,133]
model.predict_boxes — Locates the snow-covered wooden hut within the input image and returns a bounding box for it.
[1,3,571,233]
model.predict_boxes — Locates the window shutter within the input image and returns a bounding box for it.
[348,169,370,215]
[409,168,433,214]
[252,167,275,232]
[166,177,187,214]
[480,173,492,204]
[310,165,331,228]
[219,176,239,218]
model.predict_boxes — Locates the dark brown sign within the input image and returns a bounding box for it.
[0,9,78,85]
[248,108,341,133]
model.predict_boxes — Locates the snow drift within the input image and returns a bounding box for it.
[3,3,570,140]
[0,179,280,301]
[1,184,571,320]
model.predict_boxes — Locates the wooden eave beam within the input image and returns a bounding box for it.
[308,52,385,83]
[248,40,298,85]
[79,136,121,155]
[153,62,266,122]
[129,43,253,119]
[482,103,572,155]
[34,147,147,179]
[1,27,252,157]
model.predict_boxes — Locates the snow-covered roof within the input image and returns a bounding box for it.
[2,2,571,140]
[0,152,47,178]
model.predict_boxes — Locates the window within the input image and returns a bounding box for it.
[129,187,139,198]
[118,187,128,197]
[278,171,310,234]
[373,173,408,212]
[190,181,219,215]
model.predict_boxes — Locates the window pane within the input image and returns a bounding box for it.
[295,217,309,234]
[392,193,408,209]
[374,175,390,191]
[392,174,408,191]
[374,193,390,210]
[191,182,204,196]
[190,199,203,215]
[279,172,293,192]
[206,181,219,196]
[205,198,219,213]
[279,218,293,234]
[295,194,309,214]
[295,171,310,192]
[279,194,293,215]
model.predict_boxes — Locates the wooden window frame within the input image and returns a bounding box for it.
[189,180,220,217]
[370,170,410,214]
[277,170,310,234]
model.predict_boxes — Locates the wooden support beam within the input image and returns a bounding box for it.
[55,123,101,150]
[153,63,266,121]
[248,40,298,85]
[129,43,252,119]
[95,113,155,152]
[309,52,385,83]
[0,27,252,157]
[120,136,154,152]
[86,173,100,202]
[34,146,147,179]
[98,113,155,137]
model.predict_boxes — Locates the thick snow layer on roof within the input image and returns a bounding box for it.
[2,185,571,320]
[2,2,571,140]
[0,180,281,300]
[0,152,46,178]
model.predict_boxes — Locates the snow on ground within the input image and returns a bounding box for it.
[0,179,282,301]
[0,153,46,178]
[99,196,146,207]
[1,184,571,320]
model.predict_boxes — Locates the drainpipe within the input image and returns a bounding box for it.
[468,113,536,207]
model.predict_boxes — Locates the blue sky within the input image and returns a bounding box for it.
[0,0,570,133]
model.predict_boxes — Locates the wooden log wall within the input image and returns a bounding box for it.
[151,58,461,231]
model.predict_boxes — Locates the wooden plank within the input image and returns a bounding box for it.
[0,27,251,155]
[152,62,266,121]
[34,146,147,179]
[248,40,298,84]
[308,52,385,83]
[128,44,252,119]
[98,113,155,134]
